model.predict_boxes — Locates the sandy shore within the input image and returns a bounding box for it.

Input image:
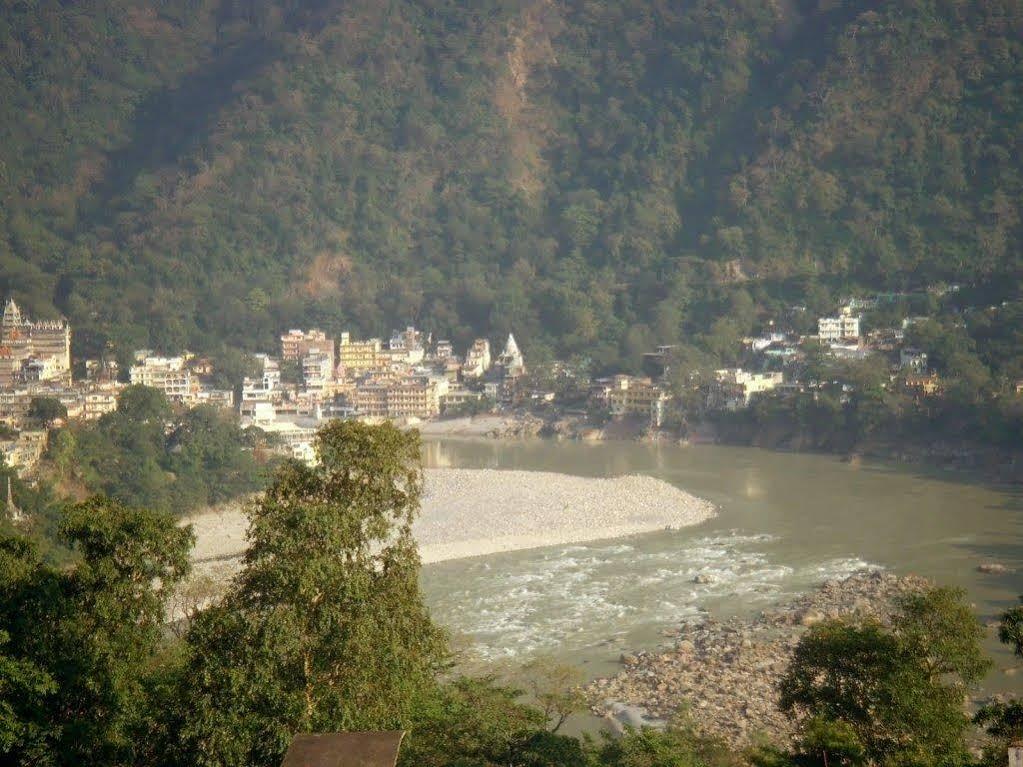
[183,468,715,581]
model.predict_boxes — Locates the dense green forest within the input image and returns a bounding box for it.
[1,0,1020,369]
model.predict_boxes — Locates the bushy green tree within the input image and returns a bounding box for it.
[27,397,66,428]
[0,497,192,765]
[779,587,988,767]
[178,421,447,767]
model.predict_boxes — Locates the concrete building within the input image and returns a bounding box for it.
[338,333,383,375]
[82,385,122,420]
[353,374,446,421]
[433,339,455,361]
[302,352,334,391]
[463,339,491,378]
[130,355,196,402]
[0,299,71,384]
[388,326,426,365]
[243,354,281,398]
[818,316,861,343]
[281,329,334,367]
[598,375,672,427]
[440,381,482,413]
[711,369,784,410]
[0,430,47,473]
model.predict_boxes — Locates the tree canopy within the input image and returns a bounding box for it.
[0,0,1019,371]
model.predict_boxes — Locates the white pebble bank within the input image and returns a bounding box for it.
[184,468,716,574]
[415,468,716,563]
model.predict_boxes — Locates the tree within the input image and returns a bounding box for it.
[400,676,547,767]
[27,397,67,427]
[779,587,988,767]
[0,497,193,766]
[593,724,739,767]
[973,595,1023,765]
[48,428,76,482]
[179,421,447,767]
[518,656,585,734]
[997,595,1023,659]
[116,385,172,424]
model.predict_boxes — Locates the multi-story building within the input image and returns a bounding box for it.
[433,339,455,361]
[388,326,425,365]
[440,381,481,413]
[601,375,671,427]
[338,333,383,375]
[353,374,446,421]
[301,353,334,391]
[593,376,671,429]
[129,355,197,403]
[244,354,281,396]
[280,329,335,367]
[818,316,861,343]
[0,299,71,384]
[463,339,491,378]
[194,388,235,409]
[82,385,123,420]
[711,369,784,410]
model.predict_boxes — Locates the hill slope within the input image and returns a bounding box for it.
[1,0,1020,367]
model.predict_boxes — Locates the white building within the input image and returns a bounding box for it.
[130,355,196,402]
[302,353,334,391]
[496,334,526,378]
[818,316,861,343]
[242,355,281,399]
[463,339,492,378]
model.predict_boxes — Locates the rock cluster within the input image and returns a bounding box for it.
[585,570,931,748]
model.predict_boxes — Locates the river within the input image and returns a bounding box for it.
[419,439,1023,695]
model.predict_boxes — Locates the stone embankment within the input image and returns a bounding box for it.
[585,571,931,747]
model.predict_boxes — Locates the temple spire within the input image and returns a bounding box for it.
[5,477,24,524]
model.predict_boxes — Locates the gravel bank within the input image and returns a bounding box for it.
[416,469,715,562]
[184,468,716,579]
[585,570,931,748]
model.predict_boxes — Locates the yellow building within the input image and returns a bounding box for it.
[602,376,672,427]
[338,332,383,375]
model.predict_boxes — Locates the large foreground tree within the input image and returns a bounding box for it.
[778,587,989,767]
[0,497,193,766]
[179,420,447,767]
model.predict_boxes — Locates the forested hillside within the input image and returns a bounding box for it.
[1,0,1020,368]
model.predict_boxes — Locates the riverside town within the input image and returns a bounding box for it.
[0,280,1016,476]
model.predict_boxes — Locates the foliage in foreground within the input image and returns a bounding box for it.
[0,421,1016,767]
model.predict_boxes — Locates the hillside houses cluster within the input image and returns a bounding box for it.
[695,295,953,411]
[0,292,533,469]
[0,299,127,473]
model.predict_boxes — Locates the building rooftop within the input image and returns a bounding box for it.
[280,731,404,767]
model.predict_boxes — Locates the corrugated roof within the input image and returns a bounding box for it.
[280,731,405,767]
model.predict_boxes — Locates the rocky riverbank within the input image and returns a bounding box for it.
[585,570,932,748]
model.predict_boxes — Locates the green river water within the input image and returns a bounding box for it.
[419,440,1022,696]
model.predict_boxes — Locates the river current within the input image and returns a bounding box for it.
[419,440,1022,694]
